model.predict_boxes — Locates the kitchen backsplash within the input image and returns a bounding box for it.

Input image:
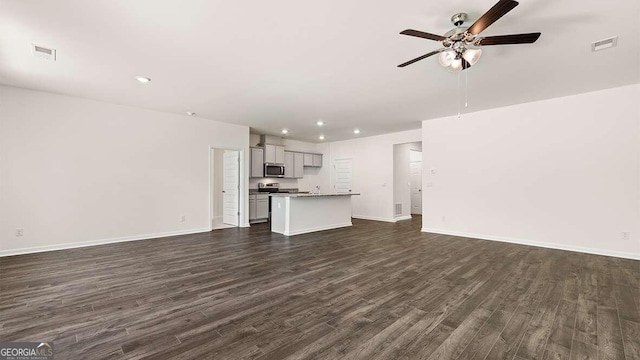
[248,178,322,193]
[249,178,298,190]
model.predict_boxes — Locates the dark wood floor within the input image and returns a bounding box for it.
[1,217,638,360]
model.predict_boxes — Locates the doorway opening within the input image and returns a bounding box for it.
[211,148,241,230]
[392,142,422,221]
[409,149,422,215]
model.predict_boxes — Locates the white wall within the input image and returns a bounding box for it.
[422,84,640,259]
[328,129,422,222]
[393,142,422,219]
[0,86,250,256]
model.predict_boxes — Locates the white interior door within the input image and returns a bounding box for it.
[410,159,422,215]
[333,158,353,194]
[223,150,239,226]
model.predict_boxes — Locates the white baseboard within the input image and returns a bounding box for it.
[421,227,640,260]
[284,222,353,236]
[352,215,412,223]
[352,215,398,223]
[394,215,412,221]
[0,228,211,258]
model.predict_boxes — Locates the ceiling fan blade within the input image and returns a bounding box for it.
[467,0,519,35]
[400,29,446,42]
[476,32,541,45]
[397,49,443,67]
[462,58,472,70]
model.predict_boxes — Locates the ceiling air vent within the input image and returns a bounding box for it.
[31,44,56,60]
[591,37,617,52]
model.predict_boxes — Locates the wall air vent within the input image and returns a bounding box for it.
[395,203,402,216]
[591,37,617,52]
[31,44,56,60]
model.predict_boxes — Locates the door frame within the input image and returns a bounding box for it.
[209,146,246,231]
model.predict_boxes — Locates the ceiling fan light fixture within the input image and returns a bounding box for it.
[462,48,482,65]
[438,50,455,67]
[447,58,463,72]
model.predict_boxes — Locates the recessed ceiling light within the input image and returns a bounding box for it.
[186,112,196,116]
[281,129,288,134]
[317,121,324,126]
[319,135,325,140]
[135,76,151,83]
[353,129,361,134]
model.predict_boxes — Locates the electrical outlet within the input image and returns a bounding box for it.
[15,228,24,237]
[180,215,186,223]
[622,232,630,240]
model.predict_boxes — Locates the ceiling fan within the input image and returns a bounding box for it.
[398,0,541,71]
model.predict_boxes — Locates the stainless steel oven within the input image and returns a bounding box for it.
[264,163,285,178]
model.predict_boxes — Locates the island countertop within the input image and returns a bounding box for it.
[270,192,356,235]
[268,193,360,198]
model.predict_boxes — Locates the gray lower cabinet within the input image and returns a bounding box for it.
[249,194,269,222]
[250,148,264,178]
[249,195,257,220]
[294,152,304,178]
[257,197,269,219]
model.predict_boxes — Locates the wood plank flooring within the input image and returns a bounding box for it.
[1,217,638,359]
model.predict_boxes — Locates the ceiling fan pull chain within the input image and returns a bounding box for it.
[465,68,469,108]
[457,71,461,118]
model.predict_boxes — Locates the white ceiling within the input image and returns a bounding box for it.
[1,0,638,142]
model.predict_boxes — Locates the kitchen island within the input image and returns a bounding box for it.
[269,193,359,236]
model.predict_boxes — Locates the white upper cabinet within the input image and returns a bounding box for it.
[284,151,294,178]
[294,152,304,178]
[250,148,264,178]
[302,153,322,168]
[264,144,285,164]
[313,154,322,167]
[264,145,276,163]
[275,146,285,164]
[303,153,313,166]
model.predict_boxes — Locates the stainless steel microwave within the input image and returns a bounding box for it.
[264,163,285,178]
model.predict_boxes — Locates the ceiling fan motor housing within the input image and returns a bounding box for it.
[451,13,467,27]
